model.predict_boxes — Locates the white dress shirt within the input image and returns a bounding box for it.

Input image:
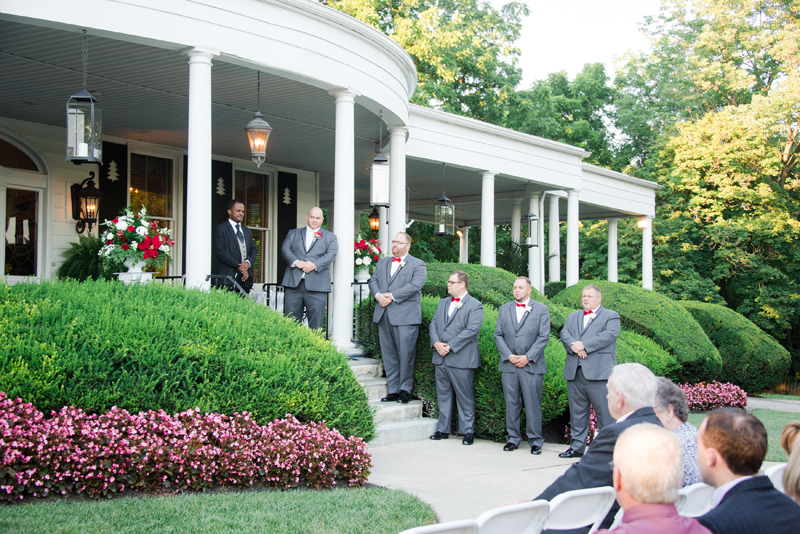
[448,292,468,317]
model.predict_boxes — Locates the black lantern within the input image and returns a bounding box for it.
[70,172,104,234]
[369,207,380,235]
[434,163,455,236]
[245,72,272,168]
[370,111,391,207]
[521,211,538,248]
[66,30,102,165]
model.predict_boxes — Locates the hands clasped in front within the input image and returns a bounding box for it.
[433,341,451,357]
[375,293,394,308]
[507,354,529,368]
[570,341,587,359]
[237,261,250,282]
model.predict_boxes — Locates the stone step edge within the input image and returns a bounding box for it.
[369,418,438,448]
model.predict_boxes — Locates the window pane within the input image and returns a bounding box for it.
[251,229,264,284]
[5,189,38,276]
[130,154,173,217]
[0,139,39,172]
[234,170,268,229]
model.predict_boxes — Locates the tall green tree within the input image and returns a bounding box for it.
[326,0,529,123]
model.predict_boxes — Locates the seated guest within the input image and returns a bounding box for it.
[781,420,800,505]
[654,377,701,486]
[596,423,711,534]
[697,409,800,534]
[533,363,662,532]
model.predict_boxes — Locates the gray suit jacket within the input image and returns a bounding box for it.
[494,300,551,375]
[560,305,620,381]
[280,227,338,293]
[368,254,426,326]
[430,294,484,369]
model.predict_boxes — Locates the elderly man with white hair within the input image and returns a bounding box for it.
[532,363,663,533]
[595,423,711,533]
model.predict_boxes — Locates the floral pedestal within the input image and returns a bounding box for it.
[354,268,370,302]
[117,256,153,285]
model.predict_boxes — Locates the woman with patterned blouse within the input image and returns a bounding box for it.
[654,377,701,487]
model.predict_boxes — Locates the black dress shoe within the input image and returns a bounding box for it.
[430,431,449,440]
[397,391,411,404]
[503,442,518,452]
[558,447,583,458]
[462,433,474,445]
[381,393,399,402]
[530,445,542,455]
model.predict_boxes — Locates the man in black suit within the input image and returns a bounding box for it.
[213,199,256,294]
[526,363,662,533]
[696,409,800,534]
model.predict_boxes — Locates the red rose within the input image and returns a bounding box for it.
[121,243,129,251]
[374,256,379,261]
[315,232,322,238]
[127,226,135,233]
[370,238,375,243]
[359,240,366,246]
[106,240,113,245]
[112,217,118,224]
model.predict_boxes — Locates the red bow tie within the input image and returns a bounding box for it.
[451,297,461,302]
[392,257,402,263]
[584,310,593,316]
[516,303,527,308]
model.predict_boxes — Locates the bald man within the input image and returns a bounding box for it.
[281,207,338,331]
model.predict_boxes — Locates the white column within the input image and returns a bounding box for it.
[566,189,580,287]
[388,127,408,238]
[480,171,496,267]
[642,216,653,290]
[608,218,619,283]
[459,227,469,263]
[510,198,522,243]
[549,195,560,282]
[184,48,218,290]
[354,211,362,237]
[528,193,541,292]
[378,206,389,252]
[539,193,547,292]
[329,89,358,352]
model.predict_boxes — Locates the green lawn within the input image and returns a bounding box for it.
[687,408,798,462]
[0,486,437,534]
[755,394,800,401]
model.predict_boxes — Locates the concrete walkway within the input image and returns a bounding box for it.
[747,396,800,413]
[368,437,579,523]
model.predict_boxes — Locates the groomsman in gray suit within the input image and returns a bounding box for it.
[429,270,485,446]
[281,207,338,331]
[559,284,620,458]
[369,232,427,404]
[494,276,551,454]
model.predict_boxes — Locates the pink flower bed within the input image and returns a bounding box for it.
[0,393,371,502]
[565,407,599,445]
[678,381,748,411]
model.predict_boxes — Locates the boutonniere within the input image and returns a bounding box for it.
[455,301,463,310]
[587,312,597,321]
[399,260,406,268]
[524,305,532,314]
[314,232,322,240]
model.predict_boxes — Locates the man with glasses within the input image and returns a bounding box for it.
[429,270,484,445]
[369,232,427,404]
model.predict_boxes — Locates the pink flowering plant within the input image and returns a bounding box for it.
[98,206,174,269]
[678,381,748,411]
[0,393,371,502]
[565,406,599,445]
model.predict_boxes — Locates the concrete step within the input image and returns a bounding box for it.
[347,357,383,379]
[370,400,423,423]
[360,378,388,401]
[370,418,439,448]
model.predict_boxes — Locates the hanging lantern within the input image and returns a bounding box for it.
[369,207,380,235]
[370,111,390,207]
[66,30,102,165]
[434,163,455,236]
[244,72,272,168]
[521,211,538,248]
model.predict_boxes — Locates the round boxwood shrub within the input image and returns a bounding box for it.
[551,281,722,383]
[616,330,681,380]
[678,301,791,392]
[0,280,374,440]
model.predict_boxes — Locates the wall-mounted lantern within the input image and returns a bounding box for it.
[71,171,104,234]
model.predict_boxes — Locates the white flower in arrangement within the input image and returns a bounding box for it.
[115,219,128,231]
[362,257,371,266]
[135,226,147,236]
[106,233,114,241]
[159,244,170,252]
[355,258,363,266]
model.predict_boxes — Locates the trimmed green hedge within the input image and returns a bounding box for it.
[551,281,722,383]
[0,280,374,440]
[679,301,791,391]
[616,330,680,380]
[358,296,569,440]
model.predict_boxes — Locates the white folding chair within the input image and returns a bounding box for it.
[398,519,479,534]
[607,507,624,530]
[475,499,550,534]
[675,482,715,517]
[765,463,787,493]
[543,486,617,533]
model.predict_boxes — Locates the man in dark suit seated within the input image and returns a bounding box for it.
[696,408,800,534]
[213,199,256,294]
[511,363,661,533]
